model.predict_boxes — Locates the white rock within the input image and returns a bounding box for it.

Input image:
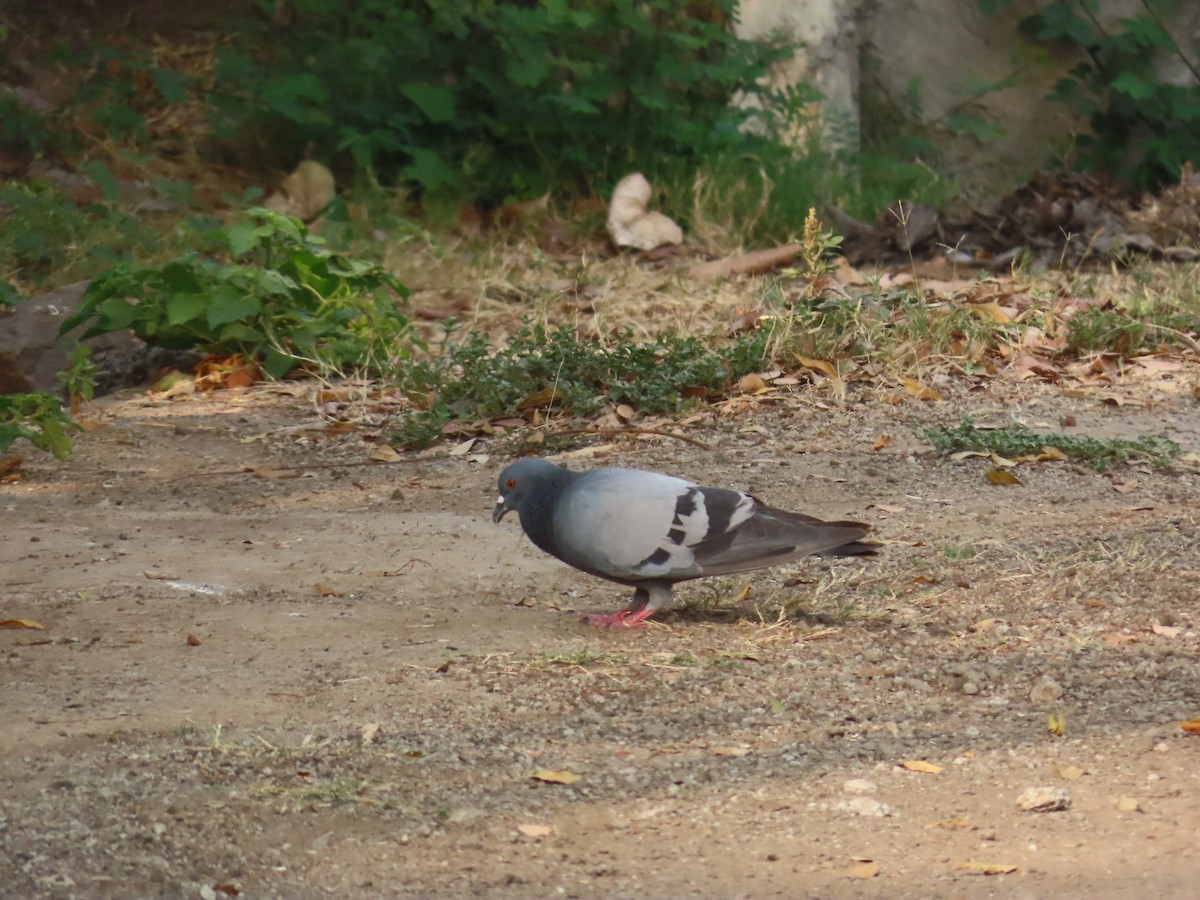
[1016,786,1071,812]
[842,778,878,794]
[838,796,892,817]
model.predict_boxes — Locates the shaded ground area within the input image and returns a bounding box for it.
[2,373,1199,899]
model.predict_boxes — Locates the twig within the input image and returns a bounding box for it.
[1146,323,1200,356]
[548,426,714,450]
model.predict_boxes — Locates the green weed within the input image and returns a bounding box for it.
[390,322,771,448]
[924,418,1182,471]
[0,393,80,460]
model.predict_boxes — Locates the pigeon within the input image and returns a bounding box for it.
[493,457,876,628]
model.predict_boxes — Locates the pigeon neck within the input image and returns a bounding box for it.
[518,468,572,555]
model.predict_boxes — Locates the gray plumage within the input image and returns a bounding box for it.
[493,457,875,627]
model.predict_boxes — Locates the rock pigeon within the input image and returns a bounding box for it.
[493,458,876,628]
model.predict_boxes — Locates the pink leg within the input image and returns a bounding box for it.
[578,607,657,628]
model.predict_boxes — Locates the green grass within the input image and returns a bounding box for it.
[924,419,1182,472]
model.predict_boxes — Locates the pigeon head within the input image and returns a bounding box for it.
[493,457,570,524]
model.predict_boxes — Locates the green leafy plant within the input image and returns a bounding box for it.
[59,209,418,378]
[391,321,771,448]
[985,0,1200,190]
[0,279,23,307]
[0,393,80,460]
[213,0,789,201]
[924,418,1181,471]
[58,344,99,414]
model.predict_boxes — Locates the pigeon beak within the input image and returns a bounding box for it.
[492,495,510,524]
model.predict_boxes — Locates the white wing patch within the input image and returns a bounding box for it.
[631,487,757,578]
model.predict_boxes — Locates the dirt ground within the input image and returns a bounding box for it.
[2,371,1199,900]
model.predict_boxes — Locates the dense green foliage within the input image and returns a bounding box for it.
[212,0,789,202]
[984,0,1200,190]
[59,209,417,378]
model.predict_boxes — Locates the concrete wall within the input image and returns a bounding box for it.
[736,0,1200,203]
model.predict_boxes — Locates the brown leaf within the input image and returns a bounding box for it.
[1179,719,1200,734]
[0,618,46,630]
[795,355,839,380]
[371,445,401,463]
[530,769,582,784]
[1056,764,1086,780]
[448,438,477,456]
[900,760,943,774]
[867,503,906,513]
[615,404,637,421]
[315,583,340,597]
[713,746,751,757]
[1111,479,1139,494]
[902,378,942,401]
[1151,623,1181,637]
[959,861,1018,875]
[986,468,1022,486]
[872,434,893,450]
[186,633,201,647]
[0,454,23,478]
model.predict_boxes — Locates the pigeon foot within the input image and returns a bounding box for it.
[578,608,655,628]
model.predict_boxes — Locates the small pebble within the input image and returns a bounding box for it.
[1115,796,1142,813]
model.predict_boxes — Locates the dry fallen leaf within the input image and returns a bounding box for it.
[1179,719,1200,734]
[0,618,46,630]
[845,861,879,879]
[315,583,340,597]
[868,503,906,513]
[1151,623,1181,637]
[900,760,943,774]
[530,769,582,785]
[872,434,893,451]
[959,861,1018,875]
[371,445,401,463]
[1056,764,1086,780]
[713,746,751,757]
[517,824,553,837]
[795,355,839,380]
[986,468,1022,486]
[448,438,477,456]
[902,378,943,401]
[186,634,201,647]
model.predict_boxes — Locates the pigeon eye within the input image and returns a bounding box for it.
[506,479,517,489]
